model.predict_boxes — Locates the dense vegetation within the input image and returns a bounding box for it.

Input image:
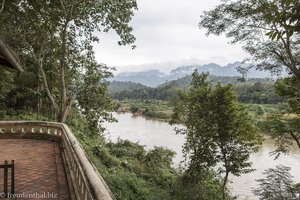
[199,0,300,198]
[110,75,285,104]
[254,165,300,200]
[199,0,300,156]
[1,0,300,199]
[109,81,149,93]
[0,1,228,200]
[0,69,229,199]
[171,72,262,200]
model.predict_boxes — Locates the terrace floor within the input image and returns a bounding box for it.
[0,139,70,200]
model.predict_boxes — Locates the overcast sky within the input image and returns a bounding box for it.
[94,0,248,74]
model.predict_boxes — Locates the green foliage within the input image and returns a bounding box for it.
[77,62,116,136]
[107,139,146,161]
[0,68,14,103]
[86,138,179,200]
[118,100,174,120]
[0,67,44,119]
[236,81,284,104]
[0,0,137,122]
[111,76,284,104]
[172,173,225,200]
[171,72,262,199]
[66,114,227,200]
[199,1,300,119]
[256,76,300,155]
[275,76,300,114]
[94,139,227,200]
[109,81,149,93]
[0,1,256,199]
[111,85,178,102]
[260,114,300,156]
[130,105,139,113]
[0,68,15,117]
[143,108,169,120]
[254,165,300,200]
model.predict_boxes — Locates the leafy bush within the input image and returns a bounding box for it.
[254,165,300,200]
[130,105,139,113]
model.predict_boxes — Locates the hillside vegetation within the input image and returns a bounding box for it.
[110,75,284,105]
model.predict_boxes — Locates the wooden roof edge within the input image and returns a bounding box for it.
[0,37,24,72]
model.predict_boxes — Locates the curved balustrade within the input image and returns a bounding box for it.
[0,121,114,200]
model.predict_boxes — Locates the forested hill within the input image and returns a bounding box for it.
[109,75,284,104]
[158,75,276,88]
[109,81,149,93]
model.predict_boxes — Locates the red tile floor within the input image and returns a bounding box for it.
[0,139,70,200]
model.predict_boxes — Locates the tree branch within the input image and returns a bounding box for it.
[272,20,300,80]
[58,19,70,122]
[272,49,290,68]
[32,53,59,112]
[60,98,72,123]
[0,0,5,13]
[290,131,300,150]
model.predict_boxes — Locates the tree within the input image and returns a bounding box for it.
[199,0,300,158]
[0,0,137,122]
[199,0,300,81]
[261,113,300,157]
[255,76,300,156]
[254,165,300,200]
[0,68,15,116]
[275,76,300,114]
[171,72,261,200]
[77,61,116,136]
[172,171,224,200]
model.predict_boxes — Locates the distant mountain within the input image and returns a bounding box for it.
[169,62,240,79]
[113,62,271,87]
[113,69,166,87]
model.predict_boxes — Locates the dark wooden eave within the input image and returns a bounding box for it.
[0,37,23,72]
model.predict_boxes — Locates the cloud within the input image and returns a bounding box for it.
[93,0,247,73]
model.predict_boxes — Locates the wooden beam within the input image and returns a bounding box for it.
[0,37,23,72]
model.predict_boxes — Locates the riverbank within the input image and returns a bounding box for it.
[104,112,300,200]
[115,99,173,121]
[115,99,289,123]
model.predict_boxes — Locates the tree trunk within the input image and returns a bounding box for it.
[34,55,59,113]
[222,171,229,200]
[0,0,5,13]
[58,19,70,123]
[59,99,72,123]
[290,131,300,150]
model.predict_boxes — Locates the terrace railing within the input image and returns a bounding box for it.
[0,160,14,198]
[0,121,114,200]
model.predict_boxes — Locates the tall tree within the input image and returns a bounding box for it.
[77,60,116,136]
[260,77,300,156]
[0,0,137,122]
[171,72,261,200]
[199,0,300,80]
[199,0,300,156]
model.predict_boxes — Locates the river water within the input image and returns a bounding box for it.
[104,112,300,200]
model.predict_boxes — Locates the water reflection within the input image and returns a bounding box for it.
[104,112,300,200]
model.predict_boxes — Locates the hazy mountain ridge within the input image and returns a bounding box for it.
[109,74,275,95]
[114,62,271,87]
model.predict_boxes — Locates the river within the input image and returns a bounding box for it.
[104,112,300,200]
